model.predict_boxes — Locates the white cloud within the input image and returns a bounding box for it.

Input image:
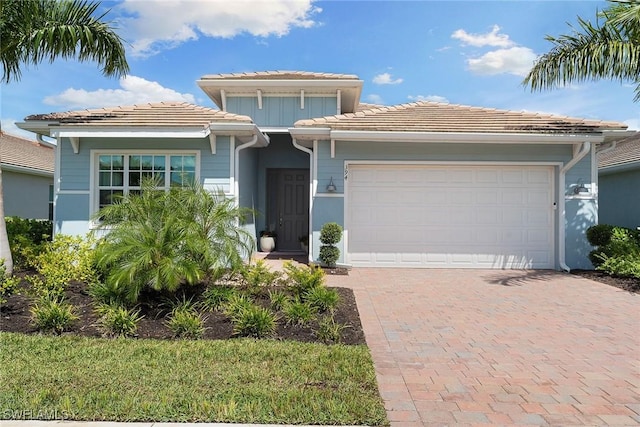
[451,25,514,48]
[119,0,321,57]
[366,94,384,105]
[467,46,537,77]
[1,119,37,141]
[408,95,449,103]
[372,73,403,85]
[43,76,196,109]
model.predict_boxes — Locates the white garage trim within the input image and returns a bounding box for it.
[344,161,562,269]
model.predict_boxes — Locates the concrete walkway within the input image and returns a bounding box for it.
[325,269,640,426]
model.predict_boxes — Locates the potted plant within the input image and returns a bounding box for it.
[299,235,309,253]
[259,230,276,252]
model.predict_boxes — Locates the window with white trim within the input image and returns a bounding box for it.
[97,153,197,209]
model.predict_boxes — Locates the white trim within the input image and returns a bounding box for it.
[55,128,211,139]
[316,193,344,198]
[234,134,259,208]
[336,89,341,114]
[69,137,79,154]
[291,138,315,263]
[257,89,263,110]
[220,89,227,111]
[209,133,217,154]
[229,136,236,196]
[330,139,335,158]
[0,163,53,177]
[89,149,200,220]
[300,90,305,109]
[343,160,561,269]
[58,190,90,195]
[260,127,290,134]
[54,136,61,234]
[591,145,598,198]
[330,130,605,144]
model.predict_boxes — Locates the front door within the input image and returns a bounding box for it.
[267,169,309,251]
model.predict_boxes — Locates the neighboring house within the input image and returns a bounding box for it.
[598,133,640,229]
[0,131,54,219]
[18,71,632,270]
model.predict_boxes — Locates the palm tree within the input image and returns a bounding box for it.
[0,169,12,275]
[1,0,129,83]
[0,0,129,275]
[524,0,640,101]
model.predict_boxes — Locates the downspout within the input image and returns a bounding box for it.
[558,141,591,272]
[36,133,56,148]
[292,137,314,263]
[233,134,258,208]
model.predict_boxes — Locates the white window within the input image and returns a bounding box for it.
[95,152,198,209]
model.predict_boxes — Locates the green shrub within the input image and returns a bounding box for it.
[88,281,129,307]
[268,289,289,311]
[319,222,343,267]
[96,304,142,337]
[304,286,340,313]
[26,274,65,301]
[30,297,78,334]
[587,224,640,276]
[319,222,342,245]
[586,224,615,247]
[598,254,640,279]
[167,306,206,339]
[202,286,237,311]
[34,234,98,291]
[230,305,277,338]
[0,263,20,305]
[314,315,348,344]
[223,293,254,319]
[6,217,52,270]
[283,299,315,326]
[241,260,282,292]
[283,262,325,296]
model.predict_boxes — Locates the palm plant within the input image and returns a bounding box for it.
[94,179,254,303]
[1,0,129,83]
[524,0,640,101]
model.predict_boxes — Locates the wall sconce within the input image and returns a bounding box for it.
[573,178,589,195]
[326,176,337,192]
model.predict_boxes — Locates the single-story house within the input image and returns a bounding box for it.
[598,133,640,229]
[1,131,54,219]
[18,70,633,270]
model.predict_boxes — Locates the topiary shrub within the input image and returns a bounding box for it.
[586,224,615,247]
[319,222,343,267]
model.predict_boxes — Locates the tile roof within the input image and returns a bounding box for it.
[0,131,54,173]
[199,70,359,80]
[294,101,628,134]
[24,102,253,127]
[599,132,640,169]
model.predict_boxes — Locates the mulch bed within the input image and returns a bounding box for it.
[571,269,640,293]
[0,271,366,344]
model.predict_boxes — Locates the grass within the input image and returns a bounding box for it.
[0,332,388,425]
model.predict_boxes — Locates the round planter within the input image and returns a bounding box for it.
[260,236,276,252]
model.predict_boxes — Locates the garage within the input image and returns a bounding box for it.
[346,164,555,268]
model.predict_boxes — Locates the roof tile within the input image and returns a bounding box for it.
[599,133,640,169]
[0,132,54,173]
[200,70,359,80]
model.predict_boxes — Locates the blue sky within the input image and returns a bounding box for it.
[2,0,638,140]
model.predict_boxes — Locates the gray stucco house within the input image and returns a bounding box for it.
[1,131,54,219]
[598,133,640,229]
[18,71,632,270]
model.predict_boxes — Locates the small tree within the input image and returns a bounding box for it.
[319,222,342,268]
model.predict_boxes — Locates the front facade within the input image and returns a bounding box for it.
[0,131,54,219]
[19,71,631,270]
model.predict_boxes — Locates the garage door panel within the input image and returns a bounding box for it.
[347,164,554,269]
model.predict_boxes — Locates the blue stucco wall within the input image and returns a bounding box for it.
[599,167,640,229]
[3,170,52,219]
[311,139,596,269]
[55,135,231,235]
[226,96,338,127]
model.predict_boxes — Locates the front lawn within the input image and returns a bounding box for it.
[0,332,388,425]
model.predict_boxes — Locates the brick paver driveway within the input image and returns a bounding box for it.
[325,269,639,426]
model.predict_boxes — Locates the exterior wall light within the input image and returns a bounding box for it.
[326,176,337,192]
[573,178,589,194]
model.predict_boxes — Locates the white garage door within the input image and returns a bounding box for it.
[347,164,554,268]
